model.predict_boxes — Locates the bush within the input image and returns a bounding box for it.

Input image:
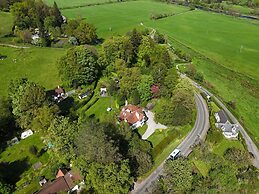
[29,145,38,156]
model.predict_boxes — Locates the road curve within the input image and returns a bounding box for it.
[132,93,210,194]
[193,82,259,168]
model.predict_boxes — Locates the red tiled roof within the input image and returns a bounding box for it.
[119,104,144,125]
[37,170,81,194]
[56,169,68,178]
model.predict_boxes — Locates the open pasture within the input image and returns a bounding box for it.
[0,46,65,96]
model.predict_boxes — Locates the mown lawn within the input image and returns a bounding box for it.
[0,11,13,37]
[137,124,148,136]
[84,96,117,122]
[0,46,65,96]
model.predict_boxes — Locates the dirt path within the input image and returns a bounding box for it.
[0,43,30,49]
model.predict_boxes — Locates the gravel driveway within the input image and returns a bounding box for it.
[142,110,167,140]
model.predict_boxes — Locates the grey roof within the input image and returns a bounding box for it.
[223,123,234,132]
[217,110,228,123]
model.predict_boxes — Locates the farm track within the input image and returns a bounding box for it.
[0,43,29,49]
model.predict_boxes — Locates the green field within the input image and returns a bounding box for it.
[0,12,13,37]
[62,1,189,37]
[61,0,259,145]
[0,46,65,96]
[44,0,118,8]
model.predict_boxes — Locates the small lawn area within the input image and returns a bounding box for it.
[193,160,210,177]
[140,124,192,179]
[85,97,117,122]
[0,132,50,193]
[137,124,148,136]
[213,138,245,156]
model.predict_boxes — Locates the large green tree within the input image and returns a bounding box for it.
[128,134,153,176]
[118,66,141,97]
[31,105,59,132]
[102,36,133,65]
[209,165,239,192]
[58,45,99,87]
[85,160,133,194]
[224,147,251,168]
[137,75,154,102]
[47,116,78,163]
[171,79,195,126]
[9,78,46,129]
[0,97,12,130]
[74,121,121,165]
[162,158,193,193]
[0,179,12,194]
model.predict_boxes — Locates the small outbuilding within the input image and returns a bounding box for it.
[78,90,92,99]
[100,87,107,97]
[53,86,67,102]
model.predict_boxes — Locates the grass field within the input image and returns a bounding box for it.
[61,0,259,145]
[44,0,118,8]
[62,1,189,38]
[0,12,13,37]
[0,46,65,96]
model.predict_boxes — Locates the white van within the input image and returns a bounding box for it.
[170,148,181,160]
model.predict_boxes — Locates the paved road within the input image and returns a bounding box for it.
[142,111,167,140]
[132,93,210,194]
[192,80,259,168]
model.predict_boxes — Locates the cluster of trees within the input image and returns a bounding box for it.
[10,0,98,46]
[57,29,195,127]
[58,45,99,87]
[7,78,59,133]
[0,76,153,193]
[154,79,195,126]
[151,146,258,193]
[46,117,153,193]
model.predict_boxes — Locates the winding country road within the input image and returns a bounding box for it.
[132,93,210,194]
[192,81,259,168]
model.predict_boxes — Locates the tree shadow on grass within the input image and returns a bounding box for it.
[0,157,30,185]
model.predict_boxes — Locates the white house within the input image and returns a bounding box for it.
[119,104,147,129]
[214,110,238,139]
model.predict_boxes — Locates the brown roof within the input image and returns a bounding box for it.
[119,104,145,125]
[55,86,64,95]
[37,176,70,194]
[37,170,81,194]
[56,169,68,178]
